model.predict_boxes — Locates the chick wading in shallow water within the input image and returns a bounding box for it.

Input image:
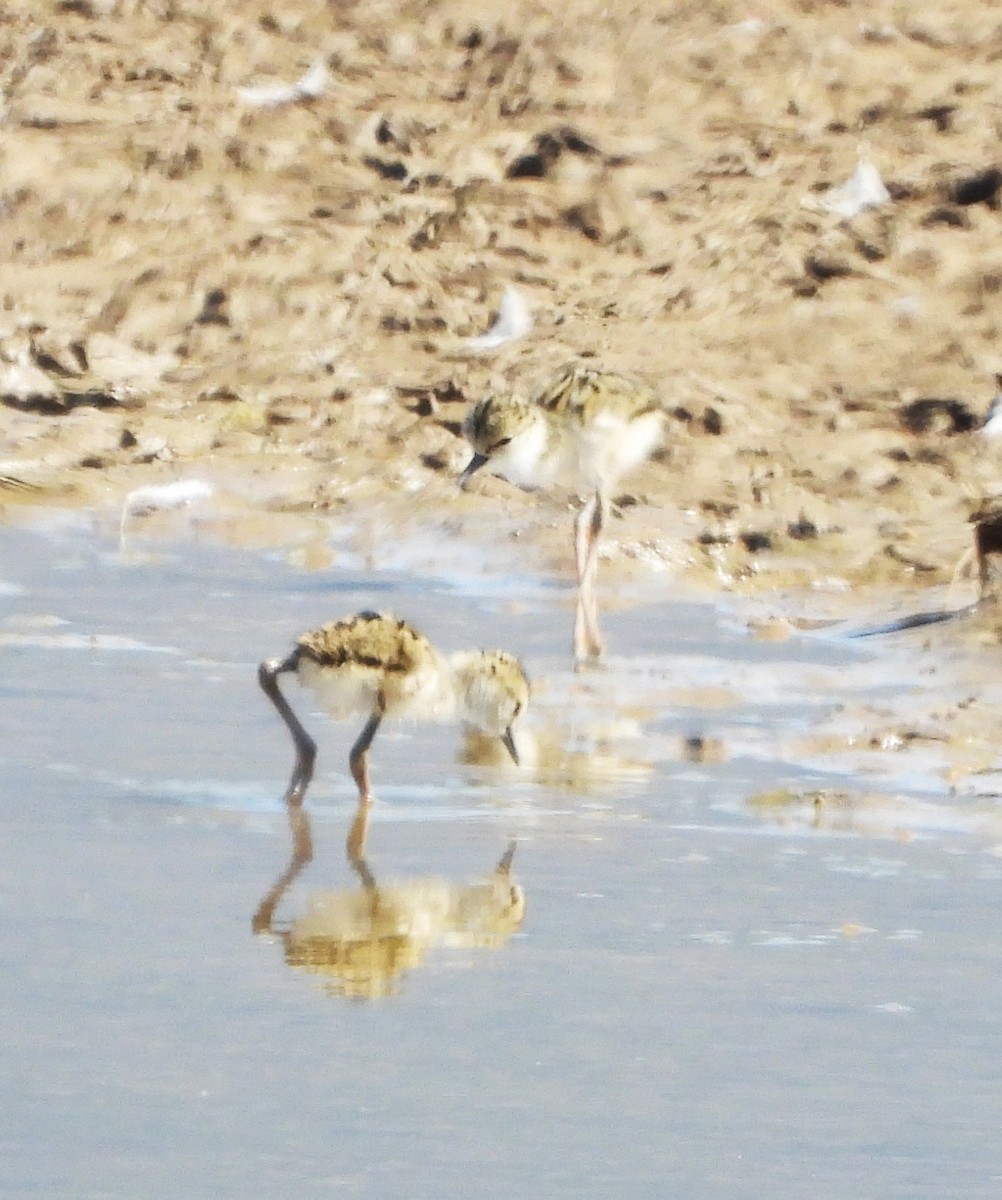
[259,612,529,805]
[462,361,665,660]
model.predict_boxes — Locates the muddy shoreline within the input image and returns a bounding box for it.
[4,0,1002,611]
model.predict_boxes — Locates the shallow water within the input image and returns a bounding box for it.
[4,516,1002,1199]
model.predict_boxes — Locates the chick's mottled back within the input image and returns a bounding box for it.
[532,361,661,426]
[297,612,432,674]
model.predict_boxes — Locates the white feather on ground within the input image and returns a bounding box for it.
[817,160,891,219]
[465,287,533,352]
[237,60,328,108]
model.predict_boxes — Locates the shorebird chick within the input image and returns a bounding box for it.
[258,611,529,806]
[461,361,665,660]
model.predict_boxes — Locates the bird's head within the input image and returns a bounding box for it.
[450,649,529,765]
[460,394,547,490]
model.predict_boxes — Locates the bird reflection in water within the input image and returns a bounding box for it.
[459,725,653,796]
[253,801,525,1000]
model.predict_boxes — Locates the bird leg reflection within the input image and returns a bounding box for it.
[251,801,314,935]
[345,796,378,891]
[495,839,517,877]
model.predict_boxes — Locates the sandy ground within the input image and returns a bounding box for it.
[4,0,1002,610]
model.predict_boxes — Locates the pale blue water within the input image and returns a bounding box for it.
[3,518,1002,1199]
